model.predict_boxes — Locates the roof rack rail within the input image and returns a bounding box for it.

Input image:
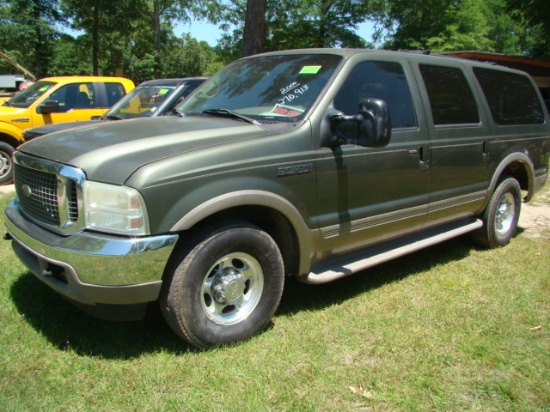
[398,50,431,55]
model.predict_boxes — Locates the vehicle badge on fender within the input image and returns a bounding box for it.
[277,163,314,177]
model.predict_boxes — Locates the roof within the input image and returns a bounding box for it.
[442,51,550,78]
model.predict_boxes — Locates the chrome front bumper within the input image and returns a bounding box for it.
[4,199,178,307]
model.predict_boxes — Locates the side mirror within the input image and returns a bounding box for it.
[330,98,391,148]
[37,100,60,114]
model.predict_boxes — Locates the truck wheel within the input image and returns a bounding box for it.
[472,177,521,248]
[160,222,285,348]
[0,142,14,185]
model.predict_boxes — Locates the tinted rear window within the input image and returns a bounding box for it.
[473,67,544,125]
[419,65,480,125]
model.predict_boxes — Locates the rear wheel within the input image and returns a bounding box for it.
[0,141,14,185]
[472,177,522,248]
[160,222,284,348]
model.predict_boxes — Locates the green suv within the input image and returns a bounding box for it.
[4,49,550,348]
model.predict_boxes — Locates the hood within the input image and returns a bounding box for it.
[24,120,101,140]
[19,115,274,184]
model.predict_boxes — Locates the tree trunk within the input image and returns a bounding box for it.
[242,0,266,57]
[92,1,100,75]
[153,0,162,77]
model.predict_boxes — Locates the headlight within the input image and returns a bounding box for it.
[83,181,149,236]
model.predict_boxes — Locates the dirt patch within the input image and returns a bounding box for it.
[519,189,550,239]
[0,184,14,194]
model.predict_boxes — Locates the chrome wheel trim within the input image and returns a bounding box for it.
[0,150,10,177]
[495,192,516,235]
[200,252,264,325]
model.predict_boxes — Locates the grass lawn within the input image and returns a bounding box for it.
[0,184,548,411]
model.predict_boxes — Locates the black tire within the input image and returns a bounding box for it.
[160,222,285,348]
[472,177,522,248]
[0,141,15,185]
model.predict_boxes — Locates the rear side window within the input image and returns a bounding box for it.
[334,61,416,128]
[473,67,544,125]
[419,65,479,125]
[105,83,127,106]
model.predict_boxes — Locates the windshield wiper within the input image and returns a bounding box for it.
[104,115,123,120]
[203,108,260,126]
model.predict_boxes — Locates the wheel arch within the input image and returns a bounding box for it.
[0,131,22,148]
[167,190,313,279]
[488,152,535,203]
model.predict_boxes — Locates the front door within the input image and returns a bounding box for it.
[313,59,430,256]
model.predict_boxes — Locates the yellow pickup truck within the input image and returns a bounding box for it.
[0,76,134,184]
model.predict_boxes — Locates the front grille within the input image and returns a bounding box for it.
[67,180,79,222]
[15,164,60,226]
[13,153,85,234]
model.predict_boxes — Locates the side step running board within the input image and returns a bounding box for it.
[300,219,483,284]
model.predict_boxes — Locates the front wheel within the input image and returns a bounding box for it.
[160,222,285,348]
[0,141,15,185]
[472,177,522,248]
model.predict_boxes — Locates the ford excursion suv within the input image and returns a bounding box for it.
[0,76,135,184]
[22,77,206,141]
[4,49,550,348]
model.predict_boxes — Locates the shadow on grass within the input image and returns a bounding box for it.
[10,274,191,358]
[10,235,475,358]
[278,235,475,315]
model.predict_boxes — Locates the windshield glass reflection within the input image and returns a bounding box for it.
[105,85,177,119]
[179,54,342,122]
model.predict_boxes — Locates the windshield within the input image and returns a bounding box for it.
[104,85,177,119]
[178,54,343,122]
[6,81,56,108]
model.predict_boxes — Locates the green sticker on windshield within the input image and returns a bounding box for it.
[300,66,322,74]
[158,88,169,95]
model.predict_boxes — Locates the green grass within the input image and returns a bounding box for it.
[1,187,548,411]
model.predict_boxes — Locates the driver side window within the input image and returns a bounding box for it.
[49,83,94,112]
[334,61,417,129]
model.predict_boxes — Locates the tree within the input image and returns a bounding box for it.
[242,0,266,56]
[215,0,378,61]
[0,0,62,77]
[272,0,376,48]
[48,34,93,75]
[376,0,532,56]
[61,0,146,75]
[506,0,550,57]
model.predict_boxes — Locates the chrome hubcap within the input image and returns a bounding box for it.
[201,252,264,325]
[495,192,515,235]
[0,152,9,176]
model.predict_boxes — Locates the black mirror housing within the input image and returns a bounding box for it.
[330,98,391,148]
[37,100,60,114]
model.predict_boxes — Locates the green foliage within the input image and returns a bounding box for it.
[0,0,63,77]
[0,0,548,82]
[48,34,93,75]
[215,0,376,57]
[376,0,548,56]
[507,0,550,57]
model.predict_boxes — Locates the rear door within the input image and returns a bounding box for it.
[412,61,491,225]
